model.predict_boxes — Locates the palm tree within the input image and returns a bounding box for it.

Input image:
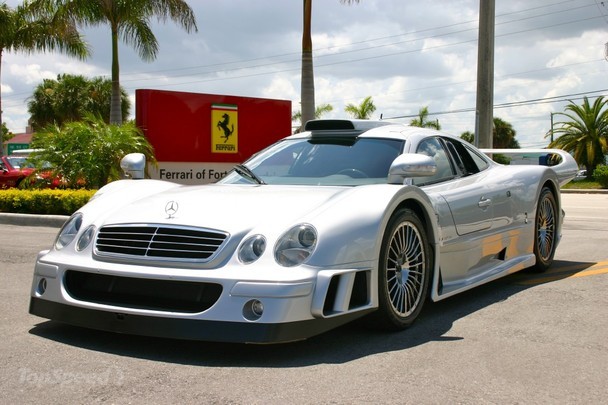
[461,118,520,148]
[292,103,333,126]
[460,131,474,143]
[292,103,333,133]
[410,106,441,130]
[300,0,359,127]
[300,0,315,127]
[0,0,89,156]
[27,73,130,130]
[548,96,608,177]
[493,117,520,148]
[344,96,376,119]
[54,0,198,125]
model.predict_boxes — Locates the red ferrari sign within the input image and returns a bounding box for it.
[135,89,291,184]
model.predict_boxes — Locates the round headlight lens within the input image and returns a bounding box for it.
[298,226,317,248]
[275,224,317,267]
[76,225,96,252]
[238,234,266,264]
[55,213,83,250]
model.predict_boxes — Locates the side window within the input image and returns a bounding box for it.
[463,144,490,172]
[414,137,455,185]
[443,138,488,176]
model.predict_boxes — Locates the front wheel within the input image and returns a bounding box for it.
[370,208,432,330]
[532,187,558,272]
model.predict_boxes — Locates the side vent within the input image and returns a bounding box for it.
[323,270,370,316]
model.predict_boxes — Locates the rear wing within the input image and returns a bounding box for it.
[481,148,578,187]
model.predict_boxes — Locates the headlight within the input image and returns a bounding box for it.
[54,213,83,250]
[238,234,266,264]
[275,224,317,267]
[76,225,96,251]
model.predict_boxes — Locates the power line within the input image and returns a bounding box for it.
[593,0,608,25]
[382,89,608,120]
[2,0,605,124]
[4,0,599,96]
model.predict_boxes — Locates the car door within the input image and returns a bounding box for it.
[425,137,516,292]
[414,137,493,235]
[0,158,21,188]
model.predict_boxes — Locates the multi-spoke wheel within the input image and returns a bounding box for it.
[371,208,431,330]
[532,187,557,272]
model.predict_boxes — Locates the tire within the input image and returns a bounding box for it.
[532,187,558,273]
[371,208,432,330]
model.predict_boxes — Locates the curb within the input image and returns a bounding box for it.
[0,213,68,227]
[560,189,608,194]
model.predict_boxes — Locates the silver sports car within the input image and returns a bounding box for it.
[29,119,578,343]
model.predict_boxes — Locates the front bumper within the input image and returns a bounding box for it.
[29,297,371,343]
[29,252,374,343]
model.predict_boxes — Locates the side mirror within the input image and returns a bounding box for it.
[387,153,437,184]
[120,153,146,179]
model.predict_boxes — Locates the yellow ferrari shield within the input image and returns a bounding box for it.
[211,104,238,153]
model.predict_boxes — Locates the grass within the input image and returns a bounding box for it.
[562,179,603,189]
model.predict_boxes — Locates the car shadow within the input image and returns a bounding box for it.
[28,259,596,367]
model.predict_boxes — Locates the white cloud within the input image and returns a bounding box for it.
[9,63,55,85]
[262,75,298,102]
[0,83,13,95]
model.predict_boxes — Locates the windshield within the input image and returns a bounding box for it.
[6,156,33,169]
[220,137,404,186]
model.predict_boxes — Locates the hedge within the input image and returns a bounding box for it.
[593,165,608,188]
[0,189,96,215]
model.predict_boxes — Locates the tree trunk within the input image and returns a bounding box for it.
[300,0,315,129]
[0,48,4,156]
[109,25,122,125]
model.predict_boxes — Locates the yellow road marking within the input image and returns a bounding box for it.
[515,260,608,285]
[569,267,608,278]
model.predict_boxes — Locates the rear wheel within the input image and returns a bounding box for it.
[532,187,557,272]
[371,208,431,330]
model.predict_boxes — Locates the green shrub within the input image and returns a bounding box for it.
[593,165,608,188]
[0,189,96,215]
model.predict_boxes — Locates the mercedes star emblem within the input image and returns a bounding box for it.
[165,201,179,219]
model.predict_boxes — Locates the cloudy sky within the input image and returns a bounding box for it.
[2,0,607,147]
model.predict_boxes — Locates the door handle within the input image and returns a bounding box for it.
[478,197,492,208]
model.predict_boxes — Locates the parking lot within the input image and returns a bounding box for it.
[1,193,607,404]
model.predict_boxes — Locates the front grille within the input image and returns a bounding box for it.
[64,270,222,313]
[95,224,228,262]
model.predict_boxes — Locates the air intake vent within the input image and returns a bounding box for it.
[64,270,222,313]
[304,119,392,132]
[95,224,228,262]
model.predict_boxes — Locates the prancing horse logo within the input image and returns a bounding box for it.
[165,201,179,219]
[217,113,234,143]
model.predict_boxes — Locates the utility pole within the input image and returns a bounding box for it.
[474,0,495,148]
[550,112,554,143]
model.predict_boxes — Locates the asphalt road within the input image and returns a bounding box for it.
[1,193,607,404]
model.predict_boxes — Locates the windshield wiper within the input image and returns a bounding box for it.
[234,164,265,185]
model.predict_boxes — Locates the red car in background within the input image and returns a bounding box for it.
[0,155,61,189]
[0,155,35,188]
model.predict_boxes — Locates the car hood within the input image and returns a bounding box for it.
[94,184,350,233]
